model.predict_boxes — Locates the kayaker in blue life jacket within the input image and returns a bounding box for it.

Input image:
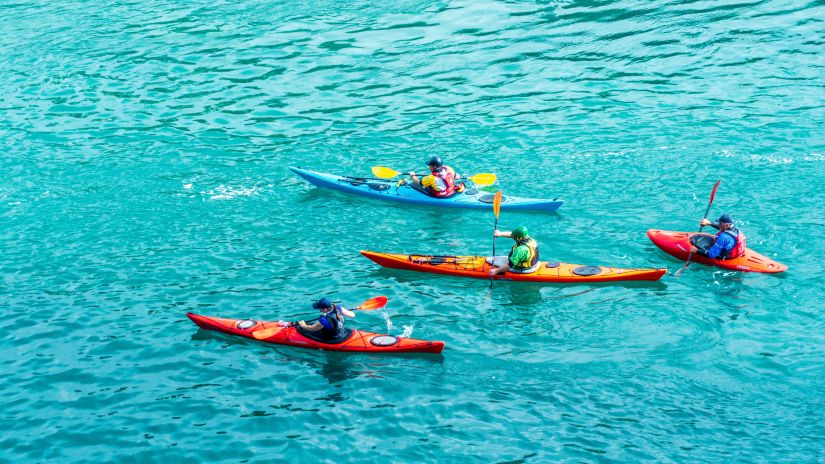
[689,213,747,260]
[298,297,356,341]
[489,226,540,275]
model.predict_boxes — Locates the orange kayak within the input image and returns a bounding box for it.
[361,251,666,283]
[647,229,787,273]
[187,313,444,354]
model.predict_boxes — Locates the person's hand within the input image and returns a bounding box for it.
[489,268,498,277]
[298,320,307,329]
[700,219,712,227]
[408,171,415,177]
[493,230,503,237]
[689,246,699,253]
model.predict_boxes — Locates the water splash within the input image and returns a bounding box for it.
[205,184,261,200]
[401,325,414,338]
[382,309,393,333]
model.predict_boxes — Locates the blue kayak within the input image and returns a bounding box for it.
[290,167,564,212]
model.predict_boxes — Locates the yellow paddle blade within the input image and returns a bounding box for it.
[252,327,280,340]
[372,166,401,179]
[493,190,503,219]
[468,173,496,186]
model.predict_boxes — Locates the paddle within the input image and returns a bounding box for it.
[675,180,721,277]
[371,166,497,187]
[339,175,392,183]
[251,296,388,340]
[490,190,503,288]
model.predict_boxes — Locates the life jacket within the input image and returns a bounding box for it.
[508,237,539,269]
[716,226,746,259]
[317,304,345,339]
[430,166,457,197]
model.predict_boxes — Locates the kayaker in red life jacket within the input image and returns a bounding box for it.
[297,297,356,341]
[409,156,464,197]
[489,226,541,275]
[689,213,747,260]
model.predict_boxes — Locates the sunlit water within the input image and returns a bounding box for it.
[2,0,823,461]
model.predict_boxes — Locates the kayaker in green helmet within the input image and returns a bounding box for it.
[489,226,540,275]
[297,297,356,342]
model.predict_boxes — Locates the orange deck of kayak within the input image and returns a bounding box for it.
[361,251,666,282]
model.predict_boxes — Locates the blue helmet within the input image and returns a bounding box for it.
[312,297,333,309]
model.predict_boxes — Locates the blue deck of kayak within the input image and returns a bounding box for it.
[290,167,563,212]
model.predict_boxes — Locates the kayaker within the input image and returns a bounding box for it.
[297,297,356,341]
[489,226,540,275]
[409,156,463,197]
[689,213,747,260]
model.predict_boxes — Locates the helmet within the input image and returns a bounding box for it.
[511,226,529,240]
[421,175,437,188]
[426,156,443,168]
[312,297,333,310]
[718,213,734,224]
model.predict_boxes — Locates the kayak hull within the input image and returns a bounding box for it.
[646,229,787,273]
[187,313,444,354]
[361,251,666,283]
[290,166,563,212]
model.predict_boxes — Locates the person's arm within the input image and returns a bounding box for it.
[298,320,323,331]
[339,307,356,318]
[690,220,720,253]
[703,233,732,259]
[409,172,419,184]
[700,218,720,230]
[493,230,512,238]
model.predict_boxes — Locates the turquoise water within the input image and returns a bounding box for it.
[2,0,824,461]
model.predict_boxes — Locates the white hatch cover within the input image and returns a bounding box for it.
[370,335,399,347]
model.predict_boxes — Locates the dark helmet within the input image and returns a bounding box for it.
[426,156,443,169]
[312,297,333,310]
[718,213,734,225]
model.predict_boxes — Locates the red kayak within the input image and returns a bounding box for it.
[647,229,787,273]
[187,313,444,354]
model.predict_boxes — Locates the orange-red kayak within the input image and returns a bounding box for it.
[361,251,666,282]
[187,313,444,354]
[647,229,787,273]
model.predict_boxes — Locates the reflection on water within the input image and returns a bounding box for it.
[501,281,545,308]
